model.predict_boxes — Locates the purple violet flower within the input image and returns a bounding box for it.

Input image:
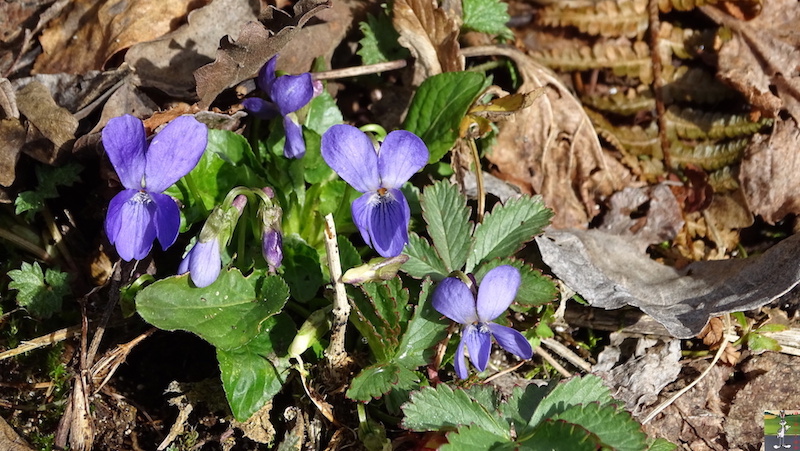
[432,266,533,379]
[242,55,318,159]
[178,238,221,288]
[321,124,428,257]
[103,115,207,261]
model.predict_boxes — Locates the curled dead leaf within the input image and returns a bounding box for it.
[15,81,78,163]
[739,118,800,224]
[464,45,632,228]
[193,0,331,109]
[703,0,800,122]
[392,0,463,84]
[34,0,203,74]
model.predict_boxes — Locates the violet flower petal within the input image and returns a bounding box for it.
[107,190,158,261]
[257,55,278,92]
[477,265,521,321]
[321,124,380,193]
[351,194,375,250]
[144,116,208,193]
[282,115,306,159]
[464,324,492,373]
[432,277,479,325]
[151,192,181,251]
[377,130,429,189]
[104,189,137,246]
[488,323,533,360]
[366,188,410,257]
[242,97,279,120]
[272,73,314,115]
[102,115,147,190]
[454,333,469,379]
[183,239,221,288]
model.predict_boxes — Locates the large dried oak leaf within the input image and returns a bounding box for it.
[703,1,800,121]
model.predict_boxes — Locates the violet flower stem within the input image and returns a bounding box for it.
[183,172,208,217]
[323,213,349,382]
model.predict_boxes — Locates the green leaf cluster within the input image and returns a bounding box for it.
[346,279,449,401]
[136,269,293,421]
[8,262,70,319]
[402,374,676,450]
[15,163,82,217]
[403,180,556,309]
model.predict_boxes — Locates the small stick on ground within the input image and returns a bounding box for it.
[322,214,350,385]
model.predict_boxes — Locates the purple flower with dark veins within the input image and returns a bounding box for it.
[433,266,533,379]
[103,115,207,261]
[321,124,428,257]
[242,55,319,159]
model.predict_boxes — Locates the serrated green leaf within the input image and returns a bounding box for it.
[441,425,511,451]
[462,0,511,36]
[747,333,782,353]
[402,233,449,280]
[360,278,409,332]
[646,437,678,451]
[15,163,82,216]
[14,191,44,216]
[466,196,553,272]
[281,234,324,302]
[521,420,598,451]
[394,279,448,368]
[501,383,553,431]
[217,313,294,421]
[551,403,647,451]
[346,362,420,402]
[357,13,409,65]
[403,72,490,164]
[474,258,558,311]
[421,181,473,272]
[402,384,510,438]
[136,269,289,351]
[8,262,70,319]
[348,286,399,363]
[526,375,614,429]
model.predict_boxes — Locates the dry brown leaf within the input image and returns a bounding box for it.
[536,229,800,338]
[698,316,725,347]
[34,0,204,75]
[0,119,27,187]
[599,184,684,252]
[125,0,260,100]
[15,81,78,163]
[466,46,632,228]
[0,415,34,451]
[703,1,800,121]
[193,0,331,109]
[0,78,17,118]
[275,0,355,74]
[392,0,463,84]
[739,118,800,224]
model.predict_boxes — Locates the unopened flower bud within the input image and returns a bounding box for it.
[262,228,283,272]
[178,237,221,288]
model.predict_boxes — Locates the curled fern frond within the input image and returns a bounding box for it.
[666,106,773,140]
[532,39,652,83]
[658,0,717,12]
[707,166,740,192]
[670,138,750,171]
[538,0,649,39]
